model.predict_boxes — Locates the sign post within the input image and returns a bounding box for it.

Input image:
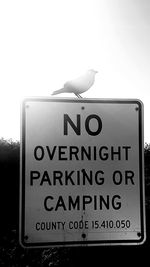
[20,98,146,247]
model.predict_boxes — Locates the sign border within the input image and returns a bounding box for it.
[20,98,145,247]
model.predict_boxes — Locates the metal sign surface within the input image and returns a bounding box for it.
[20,98,146,247]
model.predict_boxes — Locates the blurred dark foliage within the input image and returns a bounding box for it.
[145,143,150,197]
[0,138,20,231]
[0,138,150,266]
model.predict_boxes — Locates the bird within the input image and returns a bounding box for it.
[51,69,98,98]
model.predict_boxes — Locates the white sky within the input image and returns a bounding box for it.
[0,0,150,142]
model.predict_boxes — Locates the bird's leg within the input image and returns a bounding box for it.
[75,93,82,98]
[75,93,80,98]
[78,94,83,98]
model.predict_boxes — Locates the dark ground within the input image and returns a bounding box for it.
[0,139,150,266]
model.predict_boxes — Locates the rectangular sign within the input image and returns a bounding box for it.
[20,98,146,247]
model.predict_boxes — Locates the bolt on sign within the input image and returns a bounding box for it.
[20,98,146,247]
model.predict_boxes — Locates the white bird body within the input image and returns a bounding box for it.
[51,69,98,97]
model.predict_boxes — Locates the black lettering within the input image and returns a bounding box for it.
[30,171,40,185]
[111,146,121,160]
[93,146,97,160]
[99,195,109,209]
[85,114,102,136]
[36,222,40,230]
[125,170,135,185]
[123,146,131,160]
[95,170,104,185]
[34,146,44,160]
[69,221,73,229]
[53,171,63,185]
[99,146,108,160]
[82,169,93,185]
[58,146,67,160]
[55,196,67,211]
[68,195,80,210]
[40,171,51,185]
[46,146,57,160]
[112,195,121,209]
[81,146,91,160]
[83,195,92,210]
[77,170,80,185]
[64,114,81,135]
[112,170,122,185]
[94,195,97,210]
[44,196,54,211]
[69,146,79,160]
[65,171,75,185]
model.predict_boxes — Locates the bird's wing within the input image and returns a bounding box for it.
[64,74,94,94]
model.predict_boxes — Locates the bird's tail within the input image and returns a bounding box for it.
[51,88,65,95]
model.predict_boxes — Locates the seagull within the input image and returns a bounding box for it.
[51,69,98,98]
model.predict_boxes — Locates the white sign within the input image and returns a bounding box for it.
[20,98,146,247]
